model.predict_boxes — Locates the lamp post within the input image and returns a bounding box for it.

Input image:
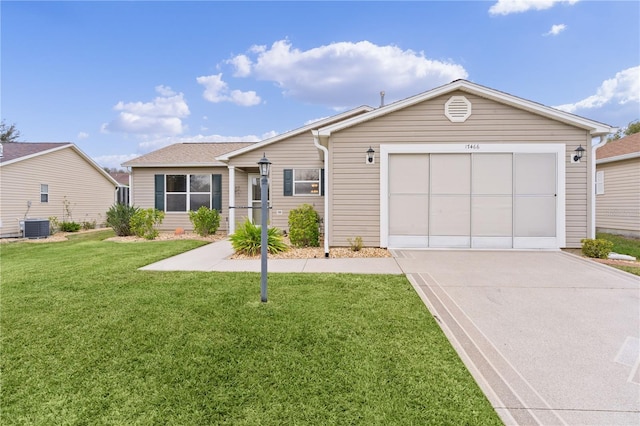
[258,153,271,303]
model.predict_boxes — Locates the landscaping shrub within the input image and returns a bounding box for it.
[48,216,60,235]
[81,220,97,230]
[581,238,614,259]
[60,221,81,232]
[288,204,320,247]
[130,208,165,240]
[106,204,139,236]
[230,218,288,256]
[188,206,221,237]
[348,236,363,252]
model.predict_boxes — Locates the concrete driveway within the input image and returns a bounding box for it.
[393,250,640,426]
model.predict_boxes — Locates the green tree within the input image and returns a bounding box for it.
[608,119,640,141]
[0,120,21,142]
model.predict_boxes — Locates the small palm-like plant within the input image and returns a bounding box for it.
[230,218,288,256]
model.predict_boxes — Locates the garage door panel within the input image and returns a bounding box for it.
[431,154,470,194]
[430,196,470,236]
[515,196,556,237]
[473,154,513,195]
[472,196,512,236]
[389,154,429,194]
[389,194,428,235]
[515,153,556,195]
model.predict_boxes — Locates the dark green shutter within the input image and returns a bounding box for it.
[320,168,325,196]
[284,169,293,196]
[212,174,222,211]
[154,174,165,211]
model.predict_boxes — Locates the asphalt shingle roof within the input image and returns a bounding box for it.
[597,133,640,160]
[0,142,70,163]
[122,142,255,167]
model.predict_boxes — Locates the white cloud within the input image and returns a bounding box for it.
[228,54,252,77]
[554,66,640,113]
[93,153,140,169]
[228,39,468,108]
[102,86,190,136]
[197,73,262,106]
[489,0,579,16]
[77,131,89,139]
[544,24,567,36]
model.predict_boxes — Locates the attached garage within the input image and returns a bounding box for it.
[315,80,614,253]
[382,144,565,249]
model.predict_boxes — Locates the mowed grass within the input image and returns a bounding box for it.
[1,231,501,425]
[597,232,640,276]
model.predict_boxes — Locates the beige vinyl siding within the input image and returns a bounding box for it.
[0,147,116,237]
[328,91,590,248]
[130,166,238,232]
[596,159,640,237]
[229,132,325,233]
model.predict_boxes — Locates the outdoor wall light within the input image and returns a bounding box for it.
[258,153,271,177]
[366,146,375,164]
[573,145,585,162]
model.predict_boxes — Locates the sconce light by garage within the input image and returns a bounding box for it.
[573,145,585,162]
[366,146,375,164]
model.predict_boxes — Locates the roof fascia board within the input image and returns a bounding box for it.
[596,152,640,164]
[128,163,228,168]
[216,106,373,161]
[318,80,614,136]
[0,143,73,167]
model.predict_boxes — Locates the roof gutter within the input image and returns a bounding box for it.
[312,130,330,257]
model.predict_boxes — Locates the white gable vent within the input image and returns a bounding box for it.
[445,95,472,122]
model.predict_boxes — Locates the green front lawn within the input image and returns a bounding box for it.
[597,232,640,276]
[1,231,500,424]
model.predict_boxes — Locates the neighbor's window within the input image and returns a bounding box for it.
[294,169,320,196]
[40,184,49,203]
[596,171,604,195]
[166,174,211,212]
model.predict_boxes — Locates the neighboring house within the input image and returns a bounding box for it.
[109,171,131,205]
[0,142,119,238]
[595,133,640,238]
[124,80,614,253]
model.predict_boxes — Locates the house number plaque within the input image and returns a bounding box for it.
[465,144,480,150]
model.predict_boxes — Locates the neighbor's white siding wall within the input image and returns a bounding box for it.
[230,132,325,233]
[596,158,640,237]
[328,92,591,248]
[0,147,116,237]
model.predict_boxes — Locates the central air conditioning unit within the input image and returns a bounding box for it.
[23,219,50,239]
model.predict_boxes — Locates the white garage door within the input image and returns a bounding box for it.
[387,148,562,249]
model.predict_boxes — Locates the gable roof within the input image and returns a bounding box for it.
[596,132,640,164]
[109,172,131,186]
[316,79,615,139]
[0,142,119,186]
[216,106,373,161]
[122,142,255,167]
[0,142,70,163]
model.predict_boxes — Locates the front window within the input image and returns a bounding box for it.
[40,184,49,203]
[166,174,211,212]
[294,169,320,196]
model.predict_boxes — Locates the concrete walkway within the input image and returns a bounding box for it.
[140,239,403,274]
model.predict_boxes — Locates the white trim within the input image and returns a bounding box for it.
[596,152,640,164]
[312,131,330,256]
[228,166,235,234]
[318,80,614,137]
[381,143,566,249]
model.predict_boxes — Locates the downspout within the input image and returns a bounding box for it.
[590,135,606,239]
[312,130,330,257]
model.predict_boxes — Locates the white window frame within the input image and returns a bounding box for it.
[165,174,211,212]
[293,168,321,196]
[595,170,604,195]
[40,184,49,203]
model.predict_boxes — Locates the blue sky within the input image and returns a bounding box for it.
[2,1,639,169]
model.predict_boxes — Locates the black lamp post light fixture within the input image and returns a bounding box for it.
[366,146,375,164]
[257,153,271,303]
[573,145,585,162]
